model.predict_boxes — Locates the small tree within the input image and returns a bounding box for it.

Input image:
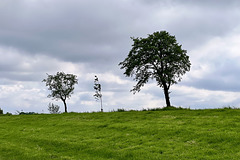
[0,108,3,114]
[119,31,191,107]
[48,103,60,114]
[43,72,78,113]
[94,75,103,112]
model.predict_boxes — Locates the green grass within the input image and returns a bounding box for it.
[1,109,240,159]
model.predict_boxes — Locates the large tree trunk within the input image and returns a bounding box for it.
[62,99,67,113]
[163,83,171,107]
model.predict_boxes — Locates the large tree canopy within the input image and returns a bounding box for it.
[43,72,78,113]
[119,31,191,107]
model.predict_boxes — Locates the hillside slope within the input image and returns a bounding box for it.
[0,109,240,159]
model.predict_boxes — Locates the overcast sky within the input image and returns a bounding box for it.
[1,0,240,113]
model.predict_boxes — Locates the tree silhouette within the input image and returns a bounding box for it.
[94,75,103,112]
[43,72,78,113]
[119,31,191,107]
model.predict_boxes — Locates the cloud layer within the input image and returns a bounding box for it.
[1,0,240,113]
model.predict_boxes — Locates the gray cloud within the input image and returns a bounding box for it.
[185,61,240,92]
[1,0,239,65]
[1,0,240,113]
[0,0,136,65]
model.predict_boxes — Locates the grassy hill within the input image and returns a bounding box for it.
[1,108,240,159]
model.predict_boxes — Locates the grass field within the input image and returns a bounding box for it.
[1,108,240,159]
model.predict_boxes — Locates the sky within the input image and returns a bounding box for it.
[1,0,240,113]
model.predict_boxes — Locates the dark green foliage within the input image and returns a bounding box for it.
[117,106,187,112]
[222,106,239,109]
[110,108,127,112]
[119,31,191,106]
[42,72,78,113]
[0,108,3,114]
[19,112,36,115]
[161,106,185,110]
[117,108,126,112]
[5,112,12,116]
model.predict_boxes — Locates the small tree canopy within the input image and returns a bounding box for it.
[43,72,78,113]
[48,103,60,114]
[119,31,191,106]
[94,75,103,112]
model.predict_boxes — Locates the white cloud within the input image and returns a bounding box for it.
[1,0,240,113]
[183,27,240,92]
[171,85,240,108]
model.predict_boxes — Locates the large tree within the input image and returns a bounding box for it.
[43,72,78,113]
[119,31,191,107]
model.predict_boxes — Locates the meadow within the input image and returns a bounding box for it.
[1,108,240,159]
